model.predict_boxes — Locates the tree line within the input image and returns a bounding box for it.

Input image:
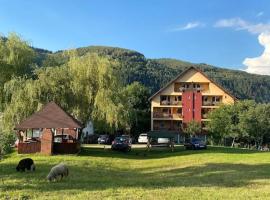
[206,101,270,149]
[1,33,270,154]
[0,34,150,154]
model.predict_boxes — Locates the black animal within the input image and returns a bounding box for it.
[16,158,35,172]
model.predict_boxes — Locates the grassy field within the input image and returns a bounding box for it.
[1,145,270,200]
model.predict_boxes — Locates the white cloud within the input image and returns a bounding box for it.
[243,32,270,75]
[170,22,204,31]
[215,17,270,75]
[214,17,270,34]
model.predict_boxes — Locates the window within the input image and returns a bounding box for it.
[178,96,182,101]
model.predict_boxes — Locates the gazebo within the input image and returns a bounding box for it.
[15,102,83,155]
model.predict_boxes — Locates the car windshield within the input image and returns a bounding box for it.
[115,137,127,142]
[100,135,107,138]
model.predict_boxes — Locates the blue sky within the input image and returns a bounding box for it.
[1,0,270,74]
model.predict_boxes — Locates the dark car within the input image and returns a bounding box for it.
[111,136,131,152]
[184,138,207,150]
[98,135,111,144]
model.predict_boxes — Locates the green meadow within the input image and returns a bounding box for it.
[1,145,270,200]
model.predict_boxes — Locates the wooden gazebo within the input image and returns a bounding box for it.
[15,102,83,155]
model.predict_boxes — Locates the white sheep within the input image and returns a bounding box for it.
[47,163,69,182]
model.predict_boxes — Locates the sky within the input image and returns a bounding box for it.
[1,0,270,75]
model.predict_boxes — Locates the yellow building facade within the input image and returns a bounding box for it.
[149,67,235,133]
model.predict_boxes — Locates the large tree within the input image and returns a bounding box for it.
[185,120,201,138]
[0,33,35,85]
[121,82,150,135]
[240,103,270,148]
[2,53,128,134]
[0,33,36,111]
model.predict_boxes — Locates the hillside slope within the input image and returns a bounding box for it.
[38,46,270,102]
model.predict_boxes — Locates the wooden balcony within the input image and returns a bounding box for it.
[202,101,221,106]
[160,100,182,106]
[153,112,183,119]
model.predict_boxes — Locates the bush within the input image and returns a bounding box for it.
[0,132,15,155]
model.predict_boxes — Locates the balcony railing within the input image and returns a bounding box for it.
[153,126,181,131]
[173,113,183,118]
[153,113,172,118]
[160,100,182,106]
[153,113,183,119]
[202,101,221,106]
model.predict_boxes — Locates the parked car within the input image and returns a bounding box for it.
[120,135,132,144]
[157,138,170,144]
[184,138,207,150]
[111,136,132,152]
[98,135,111,144]
[138,133,148,143]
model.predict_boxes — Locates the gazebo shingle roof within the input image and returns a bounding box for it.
[15,102,83,129]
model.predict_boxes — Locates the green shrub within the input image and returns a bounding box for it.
[0,132,15,155]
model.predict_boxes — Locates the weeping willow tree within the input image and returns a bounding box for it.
[0,33,36,111]
[2,52,129,134]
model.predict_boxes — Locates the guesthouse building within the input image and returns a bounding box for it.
[149,67,235,141]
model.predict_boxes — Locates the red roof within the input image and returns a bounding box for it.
[15,102,83,129]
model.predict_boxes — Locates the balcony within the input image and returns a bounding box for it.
[174,83,205,92]
[202,113,208,119]
[201,108,212,119]
[153,112,183,119]
[172,113,183,119]
[153,120,182,131]
[160,100,182,106]
[202,101,221,106]
[153,112,172,118]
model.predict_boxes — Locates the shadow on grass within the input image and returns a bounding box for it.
[1,146,270,197]
[1,161,270,194]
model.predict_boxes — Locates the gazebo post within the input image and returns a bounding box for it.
[62,128,64,142]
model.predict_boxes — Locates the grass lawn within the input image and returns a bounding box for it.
[1,145,270,200]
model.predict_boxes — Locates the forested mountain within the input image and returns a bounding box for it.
[38,46,270,102]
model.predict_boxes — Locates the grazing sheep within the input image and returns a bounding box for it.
[16,158,35,172]
[47,163,69,182]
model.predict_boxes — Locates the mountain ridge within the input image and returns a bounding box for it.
[34,45,270,102]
